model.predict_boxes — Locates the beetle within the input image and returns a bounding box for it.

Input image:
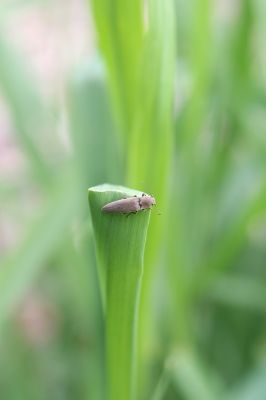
[101,193,156,214]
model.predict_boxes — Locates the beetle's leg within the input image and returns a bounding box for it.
[126,211,137,217]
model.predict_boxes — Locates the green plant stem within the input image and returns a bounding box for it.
[88,184,151,400]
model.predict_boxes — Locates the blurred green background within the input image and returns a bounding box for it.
[1,0,266,399]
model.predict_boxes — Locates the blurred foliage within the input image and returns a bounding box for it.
[1,0,266,399]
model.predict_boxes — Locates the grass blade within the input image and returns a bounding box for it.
[0,180,78,324]
[88,0,144,136]
[88,184,152,400]
[207,275,266,314]
[224,360,266,400]
[167,348,223,400]
[0,31,51,183]
[69,59,122,189]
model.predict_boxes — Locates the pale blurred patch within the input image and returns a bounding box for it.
[16,291,58,346]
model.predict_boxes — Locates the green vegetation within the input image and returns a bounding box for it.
[1,0,266,399]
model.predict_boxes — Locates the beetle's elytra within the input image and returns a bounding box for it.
[101,193,156,214]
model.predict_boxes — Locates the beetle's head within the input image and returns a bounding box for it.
[140,195,156,209]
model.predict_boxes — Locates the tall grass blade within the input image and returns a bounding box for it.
[88,184,151,400]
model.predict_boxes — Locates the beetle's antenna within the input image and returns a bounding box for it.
[156,206,162,215]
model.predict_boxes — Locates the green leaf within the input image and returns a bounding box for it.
[88,184,152,400]
[207,275,266,313]
[224,360,266,400]
[88,0,144,135]
[151,370,171,400]
[0,180,78,324]
[167,348,223,400]
[69,58,122,189]
[0,30,50,183]
[127,0,176,195]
